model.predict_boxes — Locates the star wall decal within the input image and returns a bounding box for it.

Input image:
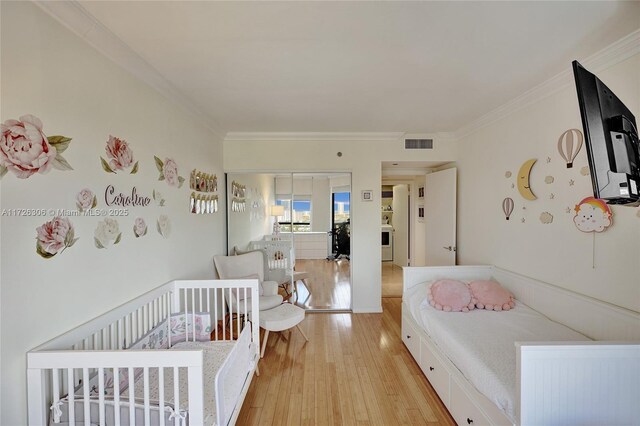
[550,193,555,199]
[521,217,526,223]
[569,179,575,186]
[546,157,551,163]
[566,207,572,214]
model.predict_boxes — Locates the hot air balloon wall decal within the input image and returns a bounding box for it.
[558,129,584,168]
[502,197,514,220]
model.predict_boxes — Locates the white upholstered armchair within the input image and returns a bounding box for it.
[213,251,283,312]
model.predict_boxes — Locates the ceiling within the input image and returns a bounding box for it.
[76,1,640,134]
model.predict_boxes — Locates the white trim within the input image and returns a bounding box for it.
[454,29,640,140]
[225,132,407,142]
[33,1,225,140]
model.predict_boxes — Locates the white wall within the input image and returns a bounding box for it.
[0,3,225,424]
[224,136,457,312]
[456,53,640,313]
[227,173,275,252]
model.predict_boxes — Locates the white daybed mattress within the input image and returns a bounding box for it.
[406,282,591,422]
[53,341,237,425]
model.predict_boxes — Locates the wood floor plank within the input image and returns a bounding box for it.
[237,298,455,425]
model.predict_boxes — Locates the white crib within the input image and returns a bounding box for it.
[27,279,260,426]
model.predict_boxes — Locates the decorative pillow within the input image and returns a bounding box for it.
[428,279,476,312]
[469,280,516,311]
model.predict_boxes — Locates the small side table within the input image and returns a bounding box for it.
[259,303,309,358]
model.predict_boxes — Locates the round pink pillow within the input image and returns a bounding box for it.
[469,280,516,311]
[428,279,476,312]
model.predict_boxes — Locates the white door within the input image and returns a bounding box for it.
[424,168,457,266]
[392,184,409,267]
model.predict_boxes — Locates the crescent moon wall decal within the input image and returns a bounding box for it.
[517,159,537,200]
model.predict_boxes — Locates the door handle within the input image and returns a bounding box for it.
[442,246,457,252]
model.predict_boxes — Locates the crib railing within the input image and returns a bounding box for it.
[27,279,260,426]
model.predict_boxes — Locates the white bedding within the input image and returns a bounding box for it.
[408,282,591,422]
[52,341,236,425]
[123,340,236,423]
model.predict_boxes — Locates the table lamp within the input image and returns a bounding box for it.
[271,205,285,236]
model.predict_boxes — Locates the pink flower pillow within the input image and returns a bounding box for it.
[428,279,476,312]
[469,280,516,311]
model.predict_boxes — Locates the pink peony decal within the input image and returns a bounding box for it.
[133,217,147,238]
[36,216,78,259]
[0,115,73,179]
[154,156,184,188]
[76,188,97,212]
[100,135,138,174]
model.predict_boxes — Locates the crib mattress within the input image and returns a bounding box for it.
[408,282,590,422]
[51,340,236,425]
[123,340,236,423]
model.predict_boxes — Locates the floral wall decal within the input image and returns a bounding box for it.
[154,156,184,188]
[76,188,97,212]
[100,136,138,174]
[1,114,73,179]
[36,217,78,259]
[94,218,122,249]
[157,215,171,238]
[153,189,166,207]
[133,218,147,238]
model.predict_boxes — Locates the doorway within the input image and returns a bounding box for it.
[226,171,352,311]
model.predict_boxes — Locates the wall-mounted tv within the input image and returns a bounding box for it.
[572,60,639,206]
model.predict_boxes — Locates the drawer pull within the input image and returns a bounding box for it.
[429,366,434,371]
[467,418,473,424]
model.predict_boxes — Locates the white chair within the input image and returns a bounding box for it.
[250,239,310,300]
[213,252,283,312]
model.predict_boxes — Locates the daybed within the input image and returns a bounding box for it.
[402,265,640,426]
[27,279,260,426]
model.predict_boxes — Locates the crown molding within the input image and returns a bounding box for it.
[454,29,640,140]
[224,132,406,142]
[34,1,226,140]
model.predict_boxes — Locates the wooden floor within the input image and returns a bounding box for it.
[237,298,455,425]
[292,259,351,310]
[381,262,403,298]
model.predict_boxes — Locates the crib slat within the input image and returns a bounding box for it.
[159,367,165,426]
[144,367,150,426]
[214,289,218,340]
[129,367,135,426]
[114,368,121,426]
[52,368,60,408]
[82,368,90,425]
[199,288,203,312]
[191,288,195,341]
[237,288,241,338]
[98,367,105,425]
[173,367,180,426]
[67,368,75,424]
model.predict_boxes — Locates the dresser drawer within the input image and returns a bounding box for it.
[450,376,491,426]
[420,340,450,404]
[401,315,420,359]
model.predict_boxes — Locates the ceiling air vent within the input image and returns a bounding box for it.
[404,138,433,149]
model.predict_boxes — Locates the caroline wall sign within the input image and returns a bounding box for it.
[104,185,151,207]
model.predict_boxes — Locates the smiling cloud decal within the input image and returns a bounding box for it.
[573,197,612,233]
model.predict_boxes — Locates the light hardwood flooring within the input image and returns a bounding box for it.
[237,298,455,425]
[381,262,403,298]
[291,259,351,310]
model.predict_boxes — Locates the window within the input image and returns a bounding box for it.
[276,197,312,232]
[333,192,350,223]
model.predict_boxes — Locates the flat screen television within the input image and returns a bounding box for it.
[572,60,639,206]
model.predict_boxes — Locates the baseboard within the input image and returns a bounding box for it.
[352,306,383,313]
